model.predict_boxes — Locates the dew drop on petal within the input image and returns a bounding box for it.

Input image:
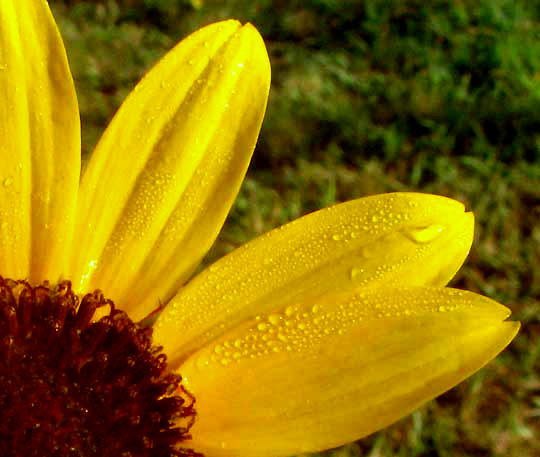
[195,354,210,370]
[284,305,296,317]
[404,224,446,244]
[268,313,282,326]
[349,266,364,280]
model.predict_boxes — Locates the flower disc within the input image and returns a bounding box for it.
[0,277,200,457]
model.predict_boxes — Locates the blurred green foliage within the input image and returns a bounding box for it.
[51,0,540,456]
[53,0,540,166]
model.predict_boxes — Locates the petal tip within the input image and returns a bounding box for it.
[503,319,521,340]
[238,22,271,80]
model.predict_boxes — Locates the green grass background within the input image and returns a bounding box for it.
[50,0,539,455]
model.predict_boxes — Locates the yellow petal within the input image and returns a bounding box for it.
[179,286,519,457]
[0,0,80,281]
[155,193,474,364]
[69,20,270,319]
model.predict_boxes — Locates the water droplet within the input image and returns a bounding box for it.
[285,305,296,317]
[3,177,12,187]
[332,233,342,241]
[195,354,209,369]
[349,267,364,280]
[268,313,282,326]
[257,322,268,332]
[405,224,445,244]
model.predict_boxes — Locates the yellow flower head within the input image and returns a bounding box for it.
[0,1,518,457]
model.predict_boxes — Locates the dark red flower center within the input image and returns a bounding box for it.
[0,277,201,457]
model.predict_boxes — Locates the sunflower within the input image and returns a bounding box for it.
[0,2,519,457]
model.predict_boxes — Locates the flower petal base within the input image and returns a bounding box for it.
[0,278,200,457]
